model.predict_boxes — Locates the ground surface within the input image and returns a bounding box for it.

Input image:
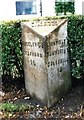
[1,77,84,120]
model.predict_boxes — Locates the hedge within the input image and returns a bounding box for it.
[0,21,24,78]
[67,15,84,79]
[55,2,74,15]
[0,15,84,80]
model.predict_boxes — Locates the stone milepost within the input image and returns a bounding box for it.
[21,19,71,107]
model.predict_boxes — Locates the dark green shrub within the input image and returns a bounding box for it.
[67,15,84,79]
[55,2,75,15]
[1,21,24,78]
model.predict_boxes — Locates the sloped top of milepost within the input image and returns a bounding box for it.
[22,19,67,38]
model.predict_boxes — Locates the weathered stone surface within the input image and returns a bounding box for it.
[21,19,71,107]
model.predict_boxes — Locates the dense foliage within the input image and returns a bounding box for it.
[0,15,84,80]
[55,2,74,15]
[67,15,84,79]
[1,21,24,78]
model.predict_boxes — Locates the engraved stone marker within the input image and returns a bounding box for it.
[21,19,71,107]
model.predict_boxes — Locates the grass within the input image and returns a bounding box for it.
[0,102,31,112]
[0,102,35,119]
